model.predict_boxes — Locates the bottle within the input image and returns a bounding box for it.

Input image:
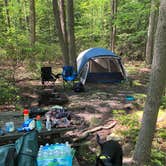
[23,109,29,122]
[36,115,42,132]
[37,150,43,166]
[5,122,15,133]
[46,116,51,131]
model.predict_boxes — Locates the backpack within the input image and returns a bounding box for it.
[73,82,85,92]
[0,130,39,166]
[15,130,39,166]
[0,144,16,166]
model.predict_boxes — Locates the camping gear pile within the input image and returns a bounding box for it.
[0,105,71,135]
[17,105,71,132]
[44,105,71,128]
[73,82,85,92]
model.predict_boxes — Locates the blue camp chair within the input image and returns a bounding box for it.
[62,66,77,88]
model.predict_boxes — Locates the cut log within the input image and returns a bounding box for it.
[73,120,117,142]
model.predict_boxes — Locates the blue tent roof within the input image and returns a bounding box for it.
[77,48,119,73]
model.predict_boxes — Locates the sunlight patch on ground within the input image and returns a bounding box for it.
[133,80,142,86]
[135,111,143,121]
[76,113,101,122]
[134,109,166,124]
[133,93,146,99]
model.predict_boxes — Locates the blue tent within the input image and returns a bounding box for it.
[77,48,126,84]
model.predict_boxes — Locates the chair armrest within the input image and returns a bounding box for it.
[51,73,62,79]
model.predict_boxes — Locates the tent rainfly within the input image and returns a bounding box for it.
[77,48,127,84]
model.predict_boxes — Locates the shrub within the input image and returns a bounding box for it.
[113,110,139,128]
[160,96,166,109]
[113,110,140,144]
[0,79,20,105]
[151,149,166,166]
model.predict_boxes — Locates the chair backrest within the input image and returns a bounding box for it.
[41,67,52,80]
[62,66,77,82]
[62,66,74,77]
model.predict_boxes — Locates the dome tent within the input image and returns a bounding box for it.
[77,48,126,84]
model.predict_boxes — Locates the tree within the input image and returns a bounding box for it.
[0,0,154,65]
[110,0,117,52]
[58,0,68,48]
[23,0,29,32]
[4,0,10,28]
[29,0,36,46]
[133,0,166,164]
[66,0,76,67]
[52,0,69,65]
[145,0,158,65]
[53,0,76,66]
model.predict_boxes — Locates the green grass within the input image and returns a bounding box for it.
[76,144,97,165]
[112,109,166,165]
[151,149,166,166]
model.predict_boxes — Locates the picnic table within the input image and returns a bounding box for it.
[0,111,75,144]
[0,111,80,165]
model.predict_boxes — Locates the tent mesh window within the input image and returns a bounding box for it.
[87,57,123,83]
[89,57,121,73]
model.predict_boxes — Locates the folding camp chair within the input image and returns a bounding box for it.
[62,66,77,88]
[41,67,60,85]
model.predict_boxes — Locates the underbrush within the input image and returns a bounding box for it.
[161,96,166,109]
[0,78,20,106]
[112,110,166,166]
[75,143,97,166]
[112,110,140,145]
[151,149,166,166]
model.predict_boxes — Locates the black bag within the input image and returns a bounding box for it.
[73,82,85,92]
[0,144,16,166]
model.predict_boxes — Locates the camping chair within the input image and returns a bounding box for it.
[62,66,77,88]
[41,67,60,85]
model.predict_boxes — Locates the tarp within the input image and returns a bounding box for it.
[77,48,126,84]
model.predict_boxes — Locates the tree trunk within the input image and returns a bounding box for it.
[23,0,29,32]
[29,0,36,46]
[110,0,117,52]
[133,0,166,164]
[17,0,23,30]
[145,0,158,65]
[4,0,10,28]
[58,0,68,48]
[66,0,76,67]
[52,0,69,65]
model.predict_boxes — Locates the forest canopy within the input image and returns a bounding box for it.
[0,0,152,65]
